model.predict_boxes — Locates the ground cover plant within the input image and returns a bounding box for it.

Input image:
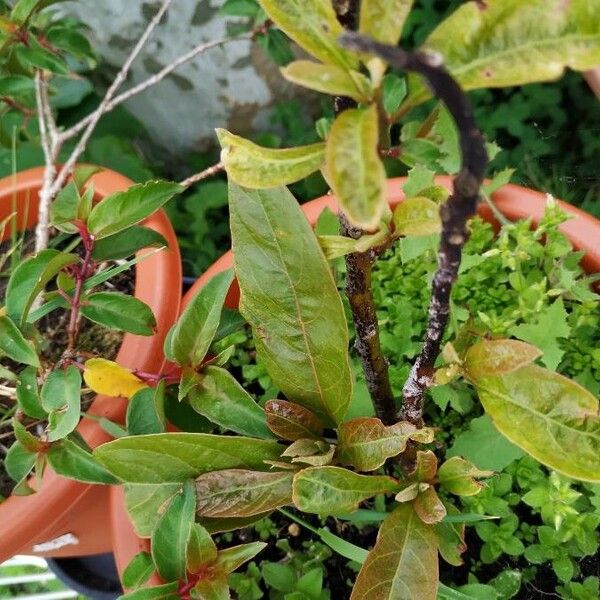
[1,1,600,599]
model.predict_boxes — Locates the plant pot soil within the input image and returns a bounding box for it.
[0,166,182,563]
[110,176,600,590]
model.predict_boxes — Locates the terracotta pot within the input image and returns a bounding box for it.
[0,166,182,562]
[109,177,600,584]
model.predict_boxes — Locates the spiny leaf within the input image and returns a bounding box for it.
[326,105,386,230]
[217,129,325,188]
[475,364,600,482]
[195,469,293,518]
[83,358,147,399]
[351,503,438,599]
[292,466,398,514]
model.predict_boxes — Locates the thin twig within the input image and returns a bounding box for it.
[340,33,488,426]
[179,161,224,188]
[59,34,252,143]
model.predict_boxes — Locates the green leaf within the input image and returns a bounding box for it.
[435,502,466,567]
[188,366,273,439]
[11,0,43,23]
[281,60,371,101]
[258,0,357,69]
[6,249,78,324]
[464,339,542,380]
[476,364,600,481]
[195,469,293,517]
[16,366,45,419]
[351,503,438,599]
[94,433,283,483]
[187,523,217,573]
[217,129,325,188]
[393,197,441,236]
[124,483,184,538]
[447,415,524,471]
[72,165,102,192]
[438,457,494,496]
[403,0,600,110]
[200,513,272,535]
[5,440,36,486]
[87,180,182,239]
[337,417,434,471]
[326,105,386,230]
[214,541,266,574]
[81,292,156,335]
[13,419,43,453]
[264,399,324,441]
[509,299,570,370]
[170,270,233,367]
[119,582,179,600]
[292,466,398,514]
[359,0,413,46]
[122,552,155,590]
[317,528,369,563]
[382,73,407,116]
[152,479,196,582]
[402,164,435,197]
[229,183,352,425]
[127,385,166,435]
[47,438,119,484]
[50,181,80,233]
[15,45,68,74]
[192,578,229,600]
[92,226,168,261]
[41,366,81,441]
[0,315,39,366]
[0,75,35,98]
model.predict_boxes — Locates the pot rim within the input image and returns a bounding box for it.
[0,165,182,560]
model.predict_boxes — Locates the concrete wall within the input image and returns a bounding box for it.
[66,0,303,154]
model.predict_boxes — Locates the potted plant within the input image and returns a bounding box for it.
[84,1,600,598]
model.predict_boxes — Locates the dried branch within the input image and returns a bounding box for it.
[179,161,224,188]
[59,33,253,143]
[340,33,488,426]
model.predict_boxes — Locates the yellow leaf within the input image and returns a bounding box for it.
[84,358,146,398]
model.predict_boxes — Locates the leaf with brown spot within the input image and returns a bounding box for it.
[413,486,447,524]
[464,339,542,380]
[265,399,324,441]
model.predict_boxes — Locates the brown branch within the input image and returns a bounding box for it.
[179,161,224,188]
[339,33,488,426]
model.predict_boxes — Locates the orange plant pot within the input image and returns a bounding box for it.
[0,166,182,562]
[110,177,600,585]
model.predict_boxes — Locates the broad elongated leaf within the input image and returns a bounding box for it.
[152,480,196,582]
[413,486,447,524]
[124,483,184,538]
[122,552,155,590]
[464,339,542,380]
[6,249,78,324]
[258,0,357,69]
[326,105,386,230]
[119,583,179,600]
[94,433,283,483]
[359,0,414,45]
[50,182,80,233]
[16,366,45,419]
[127,385,166,435]
[41,366,81,441]
[87,181,182,239]
[403,0,600,110]
[0,316,39,366]
[187,524,217,573]
[217,129,325,189]
[351,503,438,599]
[188,366,272,439]
[393,197,441,236]
[5,441,36,485]
[92,226,168,261]
[438,456,493,496]
[83,358,147,399]
[81,292,156,335]
[281,61,371,101]
[337,418,434,471]
[169,270,233,367]
[229,183,352,425]
[195,469,293,517]
[47,439,118,484]
[214,542,266,574]
[475,364,600,482]
[265,399,324,441]
[292,466,398,514]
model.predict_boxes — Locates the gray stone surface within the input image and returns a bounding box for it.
[66,0,301,154]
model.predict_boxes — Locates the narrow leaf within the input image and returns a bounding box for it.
[195,469,293,517]
[229,182,352,425]
[326,105,386,230]
[217,129,325,188]
[475,364,600,482]
[152,480,196,582]
[214,542,266,574]
[122,552,155,590]
[292,466,398,514]
[188,366,273,439]
[351,504,438,599]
